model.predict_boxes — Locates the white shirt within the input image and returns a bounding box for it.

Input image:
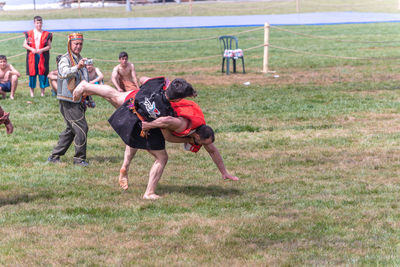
[33,28,42,49]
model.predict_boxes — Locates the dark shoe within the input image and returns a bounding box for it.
[73,160,89,167]
[47,155,60,163]
[85,96,96,108]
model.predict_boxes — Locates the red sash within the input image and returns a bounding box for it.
[25,30,51,76]
[124,89,139,103]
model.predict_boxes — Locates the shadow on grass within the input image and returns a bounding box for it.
[0,191,53,207]
[89,155,121,164]
[157,185,241,197]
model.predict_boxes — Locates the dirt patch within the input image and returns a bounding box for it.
[135,64,400,87]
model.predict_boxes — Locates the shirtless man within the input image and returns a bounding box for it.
[86,59,104,85]
[0,55,20,100]
[111,51,139,92]
[47,55,62,96]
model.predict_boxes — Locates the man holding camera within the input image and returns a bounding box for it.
[48,33,90,166]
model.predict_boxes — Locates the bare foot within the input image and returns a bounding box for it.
[73,80,87,101]
[9,95,14,100]
[30,89,34,97]
[143,193,161,200]
[119,167,128,190]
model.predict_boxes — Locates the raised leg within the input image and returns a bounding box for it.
[73,80,129,108]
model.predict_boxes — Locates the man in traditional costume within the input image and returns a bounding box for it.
[23,16,52,97]
[0,55,20,100]
[72,77,238,199]
[47,33,90,167]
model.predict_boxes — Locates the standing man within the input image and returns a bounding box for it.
[23,16,52,97]
[111,51,139,92]
[48,33,90,167]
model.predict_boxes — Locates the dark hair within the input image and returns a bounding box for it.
[34,16,42,22]
[195,125,215,143]
[56,55,62,64]
[0,55,6,61]
[119,51,128,59]
[166,78,197,100]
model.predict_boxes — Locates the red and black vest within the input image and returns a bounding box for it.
[170,99,206,137]
[134,77,176,121]
[24,30,52,76]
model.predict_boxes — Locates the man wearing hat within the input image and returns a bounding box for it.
[48,33,90,166]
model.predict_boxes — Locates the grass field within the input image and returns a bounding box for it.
[2,0,400,20]
[2,2,400,266]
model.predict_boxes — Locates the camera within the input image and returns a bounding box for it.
[86,58,93,65]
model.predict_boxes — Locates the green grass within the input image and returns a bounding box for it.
[4,81,400,265]
[1,0,400,20]
[2,6,400,266]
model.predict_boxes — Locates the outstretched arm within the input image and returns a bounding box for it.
[160,128,192,143]
[142,116,184,132]
[203,143,239,181]
[141,116,192,143]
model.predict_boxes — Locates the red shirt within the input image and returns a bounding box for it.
[170,99,205,137]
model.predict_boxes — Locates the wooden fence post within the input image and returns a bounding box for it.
[296,0,299,13]
[262,22,270,73]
